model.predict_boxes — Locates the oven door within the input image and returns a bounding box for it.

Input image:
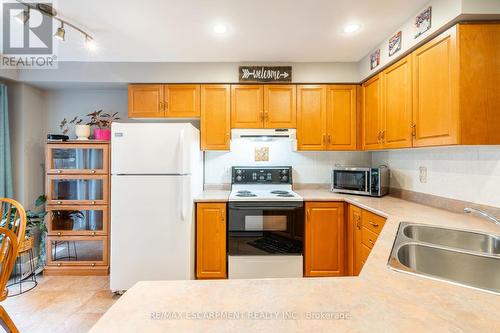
[228,201,304,256]
[332,169,371,195]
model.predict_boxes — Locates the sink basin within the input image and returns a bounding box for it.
[403,224,500,256]
[388,222,500,295]
[393,243,500,294]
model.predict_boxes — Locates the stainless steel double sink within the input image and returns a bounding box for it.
[388,222,500,295]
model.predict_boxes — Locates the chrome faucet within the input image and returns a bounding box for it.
[464,207,500,226]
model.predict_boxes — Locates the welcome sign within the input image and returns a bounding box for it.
[239,66,292,83]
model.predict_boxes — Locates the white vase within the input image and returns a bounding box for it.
[75,124,91,140]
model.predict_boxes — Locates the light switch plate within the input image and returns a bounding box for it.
[255,147,269,161]
[419,166,427,183]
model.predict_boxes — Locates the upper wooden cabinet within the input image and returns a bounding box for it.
[304,202,345,277]
[326,85,357,150]
[297,85,327,150]
[128,85,164,118]
[164,85,200,118]
[196,203,227,279]
[231,85,264,128]
[412,27,458,147]
[362,75,383,150]
[128,84,200,118]
[201,85,231,151]
[382,56,413,149]
[263,85,296,128]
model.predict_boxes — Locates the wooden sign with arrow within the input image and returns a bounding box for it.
[239,66,292,83]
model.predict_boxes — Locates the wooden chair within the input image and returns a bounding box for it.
[0,198,28,333]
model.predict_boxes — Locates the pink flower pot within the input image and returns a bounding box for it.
[94,128,111,141]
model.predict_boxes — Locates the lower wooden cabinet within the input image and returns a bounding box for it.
[196,203,227,279]
[304,202,345,277]
[347,204,386,275]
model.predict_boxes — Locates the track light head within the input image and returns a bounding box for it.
[54,22,65,41]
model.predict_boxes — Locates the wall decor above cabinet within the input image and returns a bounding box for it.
[239,66,292,83]
[128,84,200,118]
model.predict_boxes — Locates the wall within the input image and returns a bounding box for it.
[44,88,128,138]
[372,147,500,208]
[205,139,370,185]
[4,81,46,208]
[19,61,361,85]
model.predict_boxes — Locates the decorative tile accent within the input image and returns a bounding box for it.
[255,147,269,161]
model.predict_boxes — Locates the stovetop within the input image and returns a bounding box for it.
[229,166,302,202]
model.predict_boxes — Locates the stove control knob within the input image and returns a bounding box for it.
[236,169,242,175]
[281,169,288,174]
[281,175,289,182]
[236,175,242,182]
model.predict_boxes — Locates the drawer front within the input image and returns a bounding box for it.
[360,243,371,267]
[361,210,386,234]
[47,205,108,236]
[361,226,378,249]
[47,175,109,205]
[47,144,109,175]
[46,236,108,266]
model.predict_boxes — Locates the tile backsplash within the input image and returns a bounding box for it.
[204,139,370,185]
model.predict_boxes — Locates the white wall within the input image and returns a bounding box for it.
[44,88,128,138]
[5,81,46,208]
[372,147,500,208]
[205,139,370,185]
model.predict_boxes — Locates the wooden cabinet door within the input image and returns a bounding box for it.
[362,75,383,150]
[382,56,413,149]
[201,85,231,150]
[297,85,327,150]
[128,85,164,118]
[304,202,345,277]
[412,26,459,147]
[196,203,227,279]
[164,85,201,118]
[347,204,362,276]
[263,85,296,128]
[326,85,357,150]
[231,85,264,128]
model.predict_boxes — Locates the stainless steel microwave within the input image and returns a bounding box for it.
[331,166,389,197]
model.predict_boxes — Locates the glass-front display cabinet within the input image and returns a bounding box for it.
[45,141,110,276]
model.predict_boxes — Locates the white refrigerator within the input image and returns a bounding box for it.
[110,123,203,292]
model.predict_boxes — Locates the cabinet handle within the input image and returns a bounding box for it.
[356,217,361,230]
[306,209,310,221]
[411,124,417,137]
[322,134,326,144]
[381,130,385,143]
[327,134,331,144]
[369,239,375,245]
[377,131,382,143]
[159,102,163,111]
[369,221,379,227]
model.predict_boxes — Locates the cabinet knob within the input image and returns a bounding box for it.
[91,170,96,174]
[57,170,62,174]
[57,201,62,205]
[57,263,62,267]
[57,232,61,236]
[91,201,96,205]
[91,232,96,236]
[369,221,379,227]
[91,263,96,267]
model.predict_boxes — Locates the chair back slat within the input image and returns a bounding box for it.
[0,198,26,247]
[0,227,18,301]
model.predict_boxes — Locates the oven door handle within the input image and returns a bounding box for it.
[229,206,301,211]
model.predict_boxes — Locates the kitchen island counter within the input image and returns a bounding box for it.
[92,192,500,333]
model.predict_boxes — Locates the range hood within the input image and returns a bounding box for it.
[231,129,297,150]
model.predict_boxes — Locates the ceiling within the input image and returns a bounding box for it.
[21,0,428,62]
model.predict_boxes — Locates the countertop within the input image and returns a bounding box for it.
[91,190,500,333]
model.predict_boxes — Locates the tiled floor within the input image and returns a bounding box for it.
[2,275,118,333]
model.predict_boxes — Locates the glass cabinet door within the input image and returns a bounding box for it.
[46,144,109,174]
[47,175,109,205]
[47,205,108,236]
[47,236,108,266]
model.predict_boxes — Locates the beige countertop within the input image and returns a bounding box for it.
[194,190,230,202]
[91,191,500,333]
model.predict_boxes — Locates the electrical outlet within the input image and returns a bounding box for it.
[419,166,427,183]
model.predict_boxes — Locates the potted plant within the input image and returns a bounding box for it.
[87,110,120,141]
[70,116,91,140]
[25,195,48,269]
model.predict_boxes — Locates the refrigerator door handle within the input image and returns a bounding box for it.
[179,129,185,174]
[180,177,185,221]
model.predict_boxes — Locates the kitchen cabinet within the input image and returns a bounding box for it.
[263,85,296,128]
[45,141,110,276]
[164,85,200,118]
[201,85,231,150]
[382,55,413,149]
[346,204,386,275]
[304,202,345,277]
[128,84,200,118]
[128,84,164,118]
[231,85,264,128]
[326,85,357,150]
[361,75,383,150]
[297,85,327,150]
[196,203,227,279]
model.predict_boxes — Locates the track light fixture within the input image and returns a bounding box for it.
[54,22,65,41]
